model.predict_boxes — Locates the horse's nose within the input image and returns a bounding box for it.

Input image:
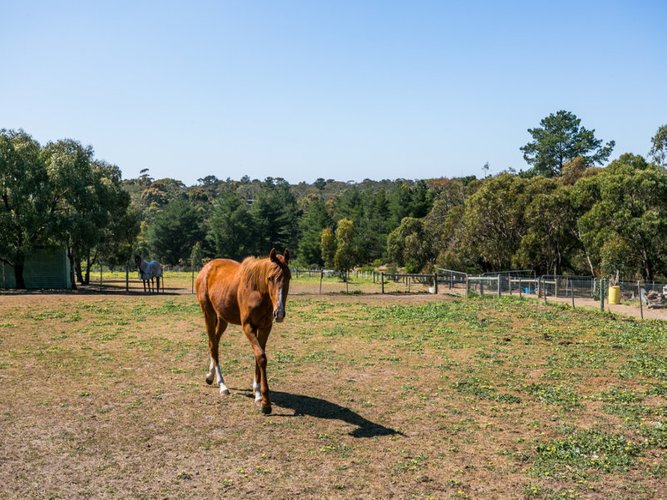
[274,309,285,322]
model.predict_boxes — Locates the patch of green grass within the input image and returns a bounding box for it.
[619,353,667,381]
[593,386,643,404]
[452,377,522,404]
[533,428,643,478]
[524,383,582,410]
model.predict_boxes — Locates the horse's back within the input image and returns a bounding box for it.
[145,261,162,278]
[196,259,242,325]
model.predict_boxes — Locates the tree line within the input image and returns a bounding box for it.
[2,111,666,288]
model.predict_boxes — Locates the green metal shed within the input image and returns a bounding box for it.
[1,247,73,289]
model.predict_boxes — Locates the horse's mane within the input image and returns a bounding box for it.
[239,256,272,293]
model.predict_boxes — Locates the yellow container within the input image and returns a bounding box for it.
[608,285,621,304]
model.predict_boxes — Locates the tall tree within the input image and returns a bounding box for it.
[334,218,356,281]
[649,124,667,168]
[42,139,99,286]
[78,160,136,281]
[576,154,667,280]
[0,129,50,288]
[515,183,580,275]
[320,227,336,268]
[462,174,529,270]
[387,217,433,273]
[148,199,204,265]
[250,178,299,255]
[206,190,256,261]
[520,110,615,177]
[296,198,331,267]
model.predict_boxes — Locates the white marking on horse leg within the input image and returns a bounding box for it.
[253,377,261,402]
[216,364,230,395]
[206,358,215,384]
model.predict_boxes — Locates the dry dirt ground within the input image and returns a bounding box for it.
[0,282,664,498]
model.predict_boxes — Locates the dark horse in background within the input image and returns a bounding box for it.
[195,248,290,414]
[134,255,164,293]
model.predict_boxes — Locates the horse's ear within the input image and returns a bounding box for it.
[283,249,290,264]
[269,248,278,262]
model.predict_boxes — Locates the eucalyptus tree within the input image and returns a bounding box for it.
[320,227,336,269]
[575,154,667,280]
[387,217,433,273]
[461,174,529,271]
[334,218,356,281]
[0,129,50,288]
[649,124,667,168]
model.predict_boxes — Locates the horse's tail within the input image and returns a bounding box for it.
[195,262,219,334]
[195,262,213,310]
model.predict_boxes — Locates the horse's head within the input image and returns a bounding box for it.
[134,255,142,268]
[267,248,291,323]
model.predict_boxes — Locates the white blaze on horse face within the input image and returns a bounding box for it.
[274,285,285,322]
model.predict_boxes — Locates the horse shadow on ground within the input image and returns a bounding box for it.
[239,390,403,438]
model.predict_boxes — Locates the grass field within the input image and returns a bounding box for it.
[0,283,665,498]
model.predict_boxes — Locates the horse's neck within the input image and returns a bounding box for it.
[242,259,269,294]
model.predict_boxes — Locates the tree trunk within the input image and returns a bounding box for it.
[68,246,78,290]
[75,258,84,285]
[83,251,92,285]
[14,261,26,289]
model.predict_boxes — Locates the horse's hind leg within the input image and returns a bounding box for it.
[205,313,230,395]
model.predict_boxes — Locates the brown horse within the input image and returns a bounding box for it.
[195,248,290,414]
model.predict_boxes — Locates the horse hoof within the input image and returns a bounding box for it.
[205,377,213,385]
[261,404,272,415]
[220,388,231,396]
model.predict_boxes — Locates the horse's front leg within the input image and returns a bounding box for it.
[243,323,271,414]
[253,326,273,405]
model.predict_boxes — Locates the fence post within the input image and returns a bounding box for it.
[99,263,103,292]
[480,280,484,296]
[125,265,129,293]
[538,276,542,301]
[555,277,558,298]
[518,277,522,298]
[433,274,438,294]
[449,274,453,290]
[320,270,324,295]
[381,272,385,294]
[466,276,470,297]
[600,278,605,312]
[638,281,643,320]
[497,274,501,297]
[570,279,575,309]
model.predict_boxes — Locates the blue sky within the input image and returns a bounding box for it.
[2,1,666,185]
